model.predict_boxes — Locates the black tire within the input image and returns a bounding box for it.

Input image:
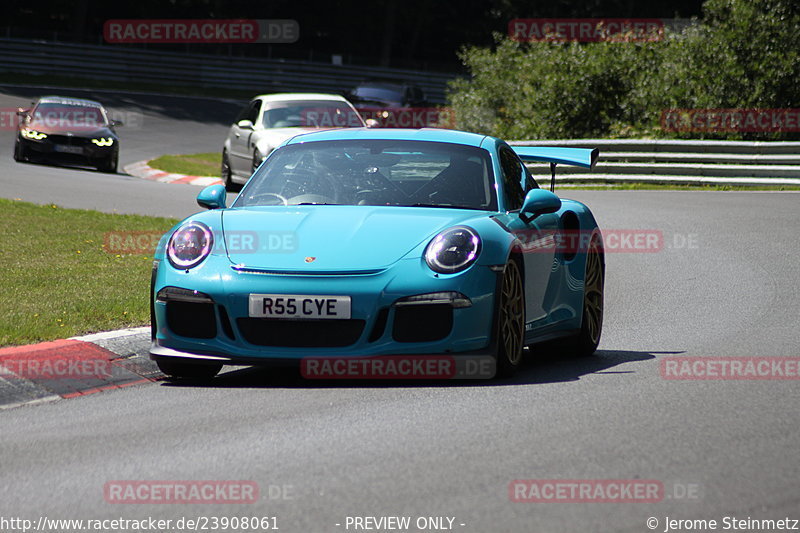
[13,139,28,162]
[251,150,264,173]
[156,358,222,380]
[495,259,526,377]
[221,150,239,192]
[98,152,118,173]
[564,234,604,357]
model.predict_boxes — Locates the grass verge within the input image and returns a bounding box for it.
[0,198,178,347]
[148,152,220,177]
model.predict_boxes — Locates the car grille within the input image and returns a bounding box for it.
[237,318,366,347]
[166,301,217,339]
[392,304,453,342]
[46,134,93,146]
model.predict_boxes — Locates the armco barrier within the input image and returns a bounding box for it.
[510,139,800,185]
[0,38,456,104]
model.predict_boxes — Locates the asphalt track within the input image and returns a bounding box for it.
[1,86,799,532]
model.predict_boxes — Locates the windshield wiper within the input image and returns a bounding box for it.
[401,203,482,210]
[296,202,340,205]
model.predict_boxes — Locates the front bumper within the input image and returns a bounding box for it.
[151,254,501,363]
[18,135,116,162]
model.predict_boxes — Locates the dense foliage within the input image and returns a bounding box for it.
[448,0,800,139]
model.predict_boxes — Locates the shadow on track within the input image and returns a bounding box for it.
[160,349,684,390]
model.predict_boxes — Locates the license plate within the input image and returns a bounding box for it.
[54,144,83,154]
[249,294,351,319]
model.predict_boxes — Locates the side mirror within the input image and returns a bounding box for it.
[520,189,561,218]
[237,119,254,129]
[364,118,379,128]
[197,184,227,210]
[110,119,124,127]
[16,108,29,117]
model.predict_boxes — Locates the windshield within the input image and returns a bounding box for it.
[352,86,404,103]
[30,102,107,129]
[234,140,497,211]
[262,101,363,129]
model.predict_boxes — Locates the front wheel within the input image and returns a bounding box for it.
[156,358,222,380]
[98,152,118,173]
[495,259,525,377]
[13,140,28,162]
[221,150,239,192]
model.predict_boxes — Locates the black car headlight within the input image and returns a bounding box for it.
[21,129,47,140]
[424,226,481,274]
[167,222,213,270]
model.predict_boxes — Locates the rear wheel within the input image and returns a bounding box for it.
[156,358,222,380]
[564,234,604,356]
[495,259,525,377]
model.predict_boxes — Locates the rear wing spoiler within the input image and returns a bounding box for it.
[512,146,599,191]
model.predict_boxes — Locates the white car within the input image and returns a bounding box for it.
[221,93,366,191]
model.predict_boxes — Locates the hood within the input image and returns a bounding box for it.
[221,206,481,272]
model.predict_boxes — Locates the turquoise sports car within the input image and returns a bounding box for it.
[150,128,603,380]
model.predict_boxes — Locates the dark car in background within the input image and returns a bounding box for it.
[346,81,428,108]
[14,96,121,173]
[344,81,451,128]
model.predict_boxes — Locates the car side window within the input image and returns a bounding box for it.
[523,162,539,192]
[499,147,525,211]
[246,100,261,123]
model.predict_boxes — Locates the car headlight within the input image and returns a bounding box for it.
[167,222,213,270]
[91,137,114,146]
[424,226,481,274]
[21,129,47,140]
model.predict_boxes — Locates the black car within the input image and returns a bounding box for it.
[14,96,121,173]
[346,81,428,108]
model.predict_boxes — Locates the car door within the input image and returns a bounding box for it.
[229,99,261,176]
[498,146,560,325]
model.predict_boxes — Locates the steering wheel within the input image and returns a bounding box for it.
[246,192,288,206]
[288,193,337,205]
[280,169,339,203]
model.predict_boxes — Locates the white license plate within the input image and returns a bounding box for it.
[54,144,83,154]
[249,294,351,319]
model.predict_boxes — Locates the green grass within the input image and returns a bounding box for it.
[0,198,178,347]
[148,152,221,177]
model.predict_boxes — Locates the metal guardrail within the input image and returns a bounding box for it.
[510,139,800,184]
[0,38,458,104]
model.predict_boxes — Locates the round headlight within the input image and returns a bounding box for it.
[167,222,213,269]
[425,226,481,274]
